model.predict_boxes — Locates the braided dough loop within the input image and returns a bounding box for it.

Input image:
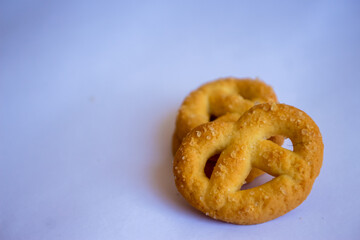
[173,103,323,225]
[173,77,280,154]
[172,77,284,182]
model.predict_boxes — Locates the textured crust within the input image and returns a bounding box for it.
[173,103,323,225]
[172,77,283,182]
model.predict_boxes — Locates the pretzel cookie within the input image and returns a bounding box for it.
[173,103,323,224]
[172,77,283,181]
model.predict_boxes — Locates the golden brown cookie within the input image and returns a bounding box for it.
[172,77,283,181]
[173,103,323,224]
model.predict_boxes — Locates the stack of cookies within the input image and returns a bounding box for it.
[172,77,323,224]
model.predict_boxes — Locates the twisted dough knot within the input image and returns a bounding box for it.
[173,77,283,182]
[173,103,323,224]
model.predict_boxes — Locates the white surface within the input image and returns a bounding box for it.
[1,1,360,239]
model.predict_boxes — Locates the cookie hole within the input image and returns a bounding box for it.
[209,114,218,122]
[240,173,274,190]
[204,154,220,178]
[282,138,293,151]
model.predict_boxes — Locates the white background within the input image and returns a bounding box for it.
[1,1,359,239]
